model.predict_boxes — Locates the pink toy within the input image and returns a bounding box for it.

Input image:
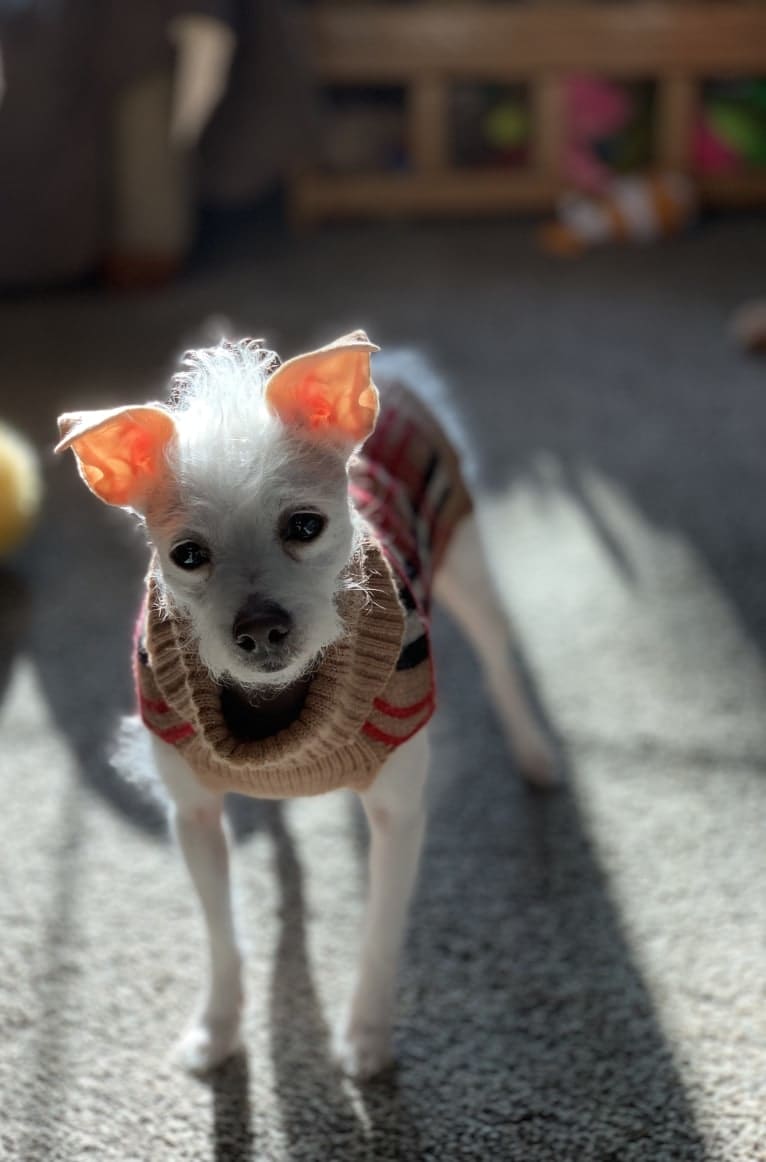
[693,120,740,175]
[563,74,634,193]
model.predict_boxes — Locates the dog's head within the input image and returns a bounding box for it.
[56,331,379,689]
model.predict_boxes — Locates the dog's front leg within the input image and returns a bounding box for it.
[151,736,244,1072]
[336,729,429,1080]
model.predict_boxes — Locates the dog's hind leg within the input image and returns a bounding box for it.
[433,513,556,787]
[151,735,244,1072]
[335,729,429,1080]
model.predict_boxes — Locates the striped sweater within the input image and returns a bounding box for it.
[135,381,472,798]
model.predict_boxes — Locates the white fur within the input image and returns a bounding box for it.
[434,518,555,786]
[109,343,554,1077]
[334,728,429,1078]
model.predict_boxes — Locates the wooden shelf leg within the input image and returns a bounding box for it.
[532,74,565,186]
[410,76,449,172]
[656,75,697,172]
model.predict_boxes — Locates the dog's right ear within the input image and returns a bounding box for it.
[55,405,176,509]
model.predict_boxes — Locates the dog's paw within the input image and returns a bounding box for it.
[172,1015,242,1074]
[333,1020,394,1081]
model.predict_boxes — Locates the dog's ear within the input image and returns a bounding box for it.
[55,404,176,509]
[265,330,380,449]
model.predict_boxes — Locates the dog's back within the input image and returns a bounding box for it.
[351,368,473,618]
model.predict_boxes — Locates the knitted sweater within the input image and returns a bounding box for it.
[135,383,472,798]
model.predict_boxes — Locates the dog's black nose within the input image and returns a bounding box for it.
[233,598,293,654]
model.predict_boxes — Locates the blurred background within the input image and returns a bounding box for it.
[1,3,766,1160]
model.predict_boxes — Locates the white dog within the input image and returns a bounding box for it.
[56,332,553,1079]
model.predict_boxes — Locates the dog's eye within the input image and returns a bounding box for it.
[283,512,326,543]
[170,541,211,570]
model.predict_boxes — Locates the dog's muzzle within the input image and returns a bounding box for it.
[232,596,293,666]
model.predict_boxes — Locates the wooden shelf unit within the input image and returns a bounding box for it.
[289,2,766,225]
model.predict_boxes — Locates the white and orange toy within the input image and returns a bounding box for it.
[541,172,697,256]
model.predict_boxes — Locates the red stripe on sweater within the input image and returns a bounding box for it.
[362,711,432,748]
[140,693,171,715]
[155,722,196,745]
[388,418,417,480]
[372,690,434,719]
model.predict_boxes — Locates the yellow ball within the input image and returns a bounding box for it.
[0,421,42,555]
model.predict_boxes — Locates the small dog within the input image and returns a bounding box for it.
[56,331,553,1078]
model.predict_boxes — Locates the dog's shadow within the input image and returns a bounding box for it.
[212,716,707,1161]
[265,801,417,1158]
[19,471,170,833]
[206,1051,255,1162]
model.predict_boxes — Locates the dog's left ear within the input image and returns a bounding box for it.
[265,330,380,450]
[55,404,176,509]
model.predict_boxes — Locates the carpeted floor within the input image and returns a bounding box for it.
[1,214,765,1161]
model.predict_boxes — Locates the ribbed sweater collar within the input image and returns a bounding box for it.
[145,539,405,772]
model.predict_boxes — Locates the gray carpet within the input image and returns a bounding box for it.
[1,214,765,1160]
